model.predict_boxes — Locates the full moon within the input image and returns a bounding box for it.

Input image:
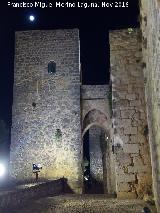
[29,15,35,22]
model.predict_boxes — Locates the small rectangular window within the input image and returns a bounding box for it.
[48,61,56,74]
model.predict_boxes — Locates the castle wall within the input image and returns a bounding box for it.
[10,29,82,193]
[140,0,160,210]
[110,29,152,199]
[81,85,111,123]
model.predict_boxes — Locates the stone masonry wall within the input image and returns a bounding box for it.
[110,29,152,199]
[89,126,104,183]
[10,29,82,193]
[140,0,160,210]
[81,85,111,123]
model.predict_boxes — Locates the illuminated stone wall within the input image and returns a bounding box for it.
[10,29,82,193]
[110,29,152,199]
[140,0,160,210]
[81,85,111,122]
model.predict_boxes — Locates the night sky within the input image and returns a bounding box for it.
[0,0,139,126]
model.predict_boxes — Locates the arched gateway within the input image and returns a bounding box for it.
[81,86,116,194]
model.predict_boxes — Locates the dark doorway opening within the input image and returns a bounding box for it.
[83,126,107,194]
[83,130,91,193]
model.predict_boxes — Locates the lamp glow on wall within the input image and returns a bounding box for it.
[0,163,6,177]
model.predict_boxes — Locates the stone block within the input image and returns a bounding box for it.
[114,100,129,108]
[130,100,141,106]
[126,94,136,100]
[117,192,137,199]
[128,165,150,173]
[138,126,145,134]
[116,154,132,165]
[124,127,137,135]
[133,156,144,167]
[116,167,125,175]
[118,174,135,183]
[123,144,139,153]
[118,92,127,99]
[112,84,128,92]
[140,112,146,120]
[114,128,124,136]
[117,182,130,192]
[137,165,150,173]
[114,119,131,128]
[130,153,139,157]
[121,109,135,118]
[121,135,130,144]
[135,172,152,198]
[130,135,138,143]
[131,120,139,127]
[127,166,135,173]
[139,154,151,167]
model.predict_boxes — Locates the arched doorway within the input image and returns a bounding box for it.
[82,109,116,195]
[83,125,110,194]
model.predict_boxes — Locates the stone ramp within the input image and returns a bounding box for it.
[4,194,157,213]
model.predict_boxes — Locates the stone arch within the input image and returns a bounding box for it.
[82,100,111,125]
[82,109,116,195]
[82,109,111,138]
[82,122,109,139]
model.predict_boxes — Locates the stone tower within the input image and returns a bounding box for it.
[10,29,82,192]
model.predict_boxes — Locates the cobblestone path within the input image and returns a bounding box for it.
[3,194,157,213]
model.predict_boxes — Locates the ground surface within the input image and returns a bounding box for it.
[2,194,157,213]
